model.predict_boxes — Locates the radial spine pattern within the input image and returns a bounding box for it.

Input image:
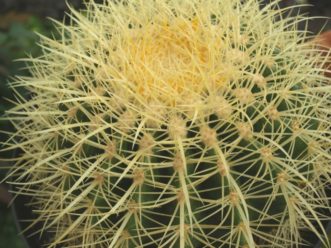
[2,0,331,248]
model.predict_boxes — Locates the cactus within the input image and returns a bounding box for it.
[1,0,331,247]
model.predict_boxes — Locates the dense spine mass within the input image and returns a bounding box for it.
[2,0,331,247]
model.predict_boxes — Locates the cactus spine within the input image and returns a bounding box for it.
[2,0,331,247]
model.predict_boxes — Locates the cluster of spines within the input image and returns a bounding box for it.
[1,0,330,248]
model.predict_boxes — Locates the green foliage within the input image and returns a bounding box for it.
[0,15,55,160]
[0,16,53,112]
[0,204,25,248]
[0,15,55,248]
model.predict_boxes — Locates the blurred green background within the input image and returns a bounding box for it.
[0,0,330,248]
[0,14,55,248]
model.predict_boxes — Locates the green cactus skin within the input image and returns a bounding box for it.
[1,0,331,248]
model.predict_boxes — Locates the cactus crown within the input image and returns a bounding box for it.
[2,0,331,248]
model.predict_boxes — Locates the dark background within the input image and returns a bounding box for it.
[0,0,330,29]
[0,0,330,31]
[0,1,330,248]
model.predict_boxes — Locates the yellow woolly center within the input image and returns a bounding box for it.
[116,16,227,106]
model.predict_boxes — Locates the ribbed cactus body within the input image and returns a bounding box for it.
[2,0,331,248]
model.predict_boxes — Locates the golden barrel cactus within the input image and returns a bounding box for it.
[2,0,331,247]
